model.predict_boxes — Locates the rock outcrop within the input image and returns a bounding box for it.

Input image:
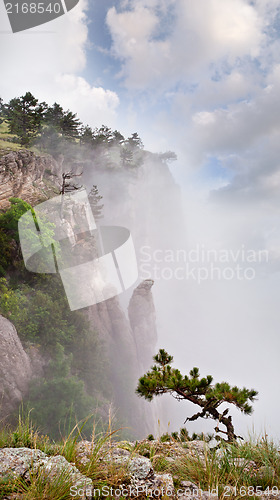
[0,315,32,418]
[2,438,279,499]
[0,149,62,210]
[128,279,157,373]
[0,447,92,493]
[87,279,158,438]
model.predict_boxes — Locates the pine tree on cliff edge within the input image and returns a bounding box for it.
[136,349,258,442]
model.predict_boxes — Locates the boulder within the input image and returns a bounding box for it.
[131,472,175,499]
[0,315,32,418]
[0,447,92,497]
[0,447,44,480]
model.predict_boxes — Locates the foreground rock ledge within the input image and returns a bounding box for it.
[1,443,280,499]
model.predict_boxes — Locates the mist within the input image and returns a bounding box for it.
[78,141,280,442]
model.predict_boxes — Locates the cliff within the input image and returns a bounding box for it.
[87,279,158,437]
[0,282,158,437]
[0,149,62,210]
[128,279,157,374]
[0,147,159,432]
[0,147,183,437]
[0,315,32,416]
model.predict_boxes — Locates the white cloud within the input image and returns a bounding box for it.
[106,4,168,89]
[0,0,119,127]
[107,0,264,90]
[54,74,119,126]
[185,63,280,170]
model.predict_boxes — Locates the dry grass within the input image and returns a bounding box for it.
[1,413,280,499]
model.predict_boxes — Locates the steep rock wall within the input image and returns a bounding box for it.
[87,279,158,438]
[0,150,62,210]
[0,315,32,418]
[128,279,157,374]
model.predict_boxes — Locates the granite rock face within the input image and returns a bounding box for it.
[0,149,62,210]
[0,447,45,479]
[128,279,157,373]
[87,279,158,438]
[0,447,92,497]
[0,315,32,418]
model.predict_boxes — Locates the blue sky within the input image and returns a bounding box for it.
[81,0,121,88]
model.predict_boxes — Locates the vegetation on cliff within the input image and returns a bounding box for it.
[0,198,111,438]
[0,92,153,169]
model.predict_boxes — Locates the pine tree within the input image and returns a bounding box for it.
[44,102,81,141]
[60,110,81,140]
[0,97,4,124]
[112,130,125,145]
[92,125,115,146]
[137,349,258,442]
[88,185,104,221]
[80,125,94,147]
[44,102,64,129]
[127,132,144,150]
[120,132,145,168]
[120,145,134,167]
[158,151,177,163]
[39,124,61,154]
[3,92,46,146]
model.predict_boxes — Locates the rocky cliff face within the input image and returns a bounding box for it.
[0,279,158,436]
[0,315,32,417]
[0,148,183,437]
[0,150,62,210]
[128,279,157,374]
[87,279,158,438]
